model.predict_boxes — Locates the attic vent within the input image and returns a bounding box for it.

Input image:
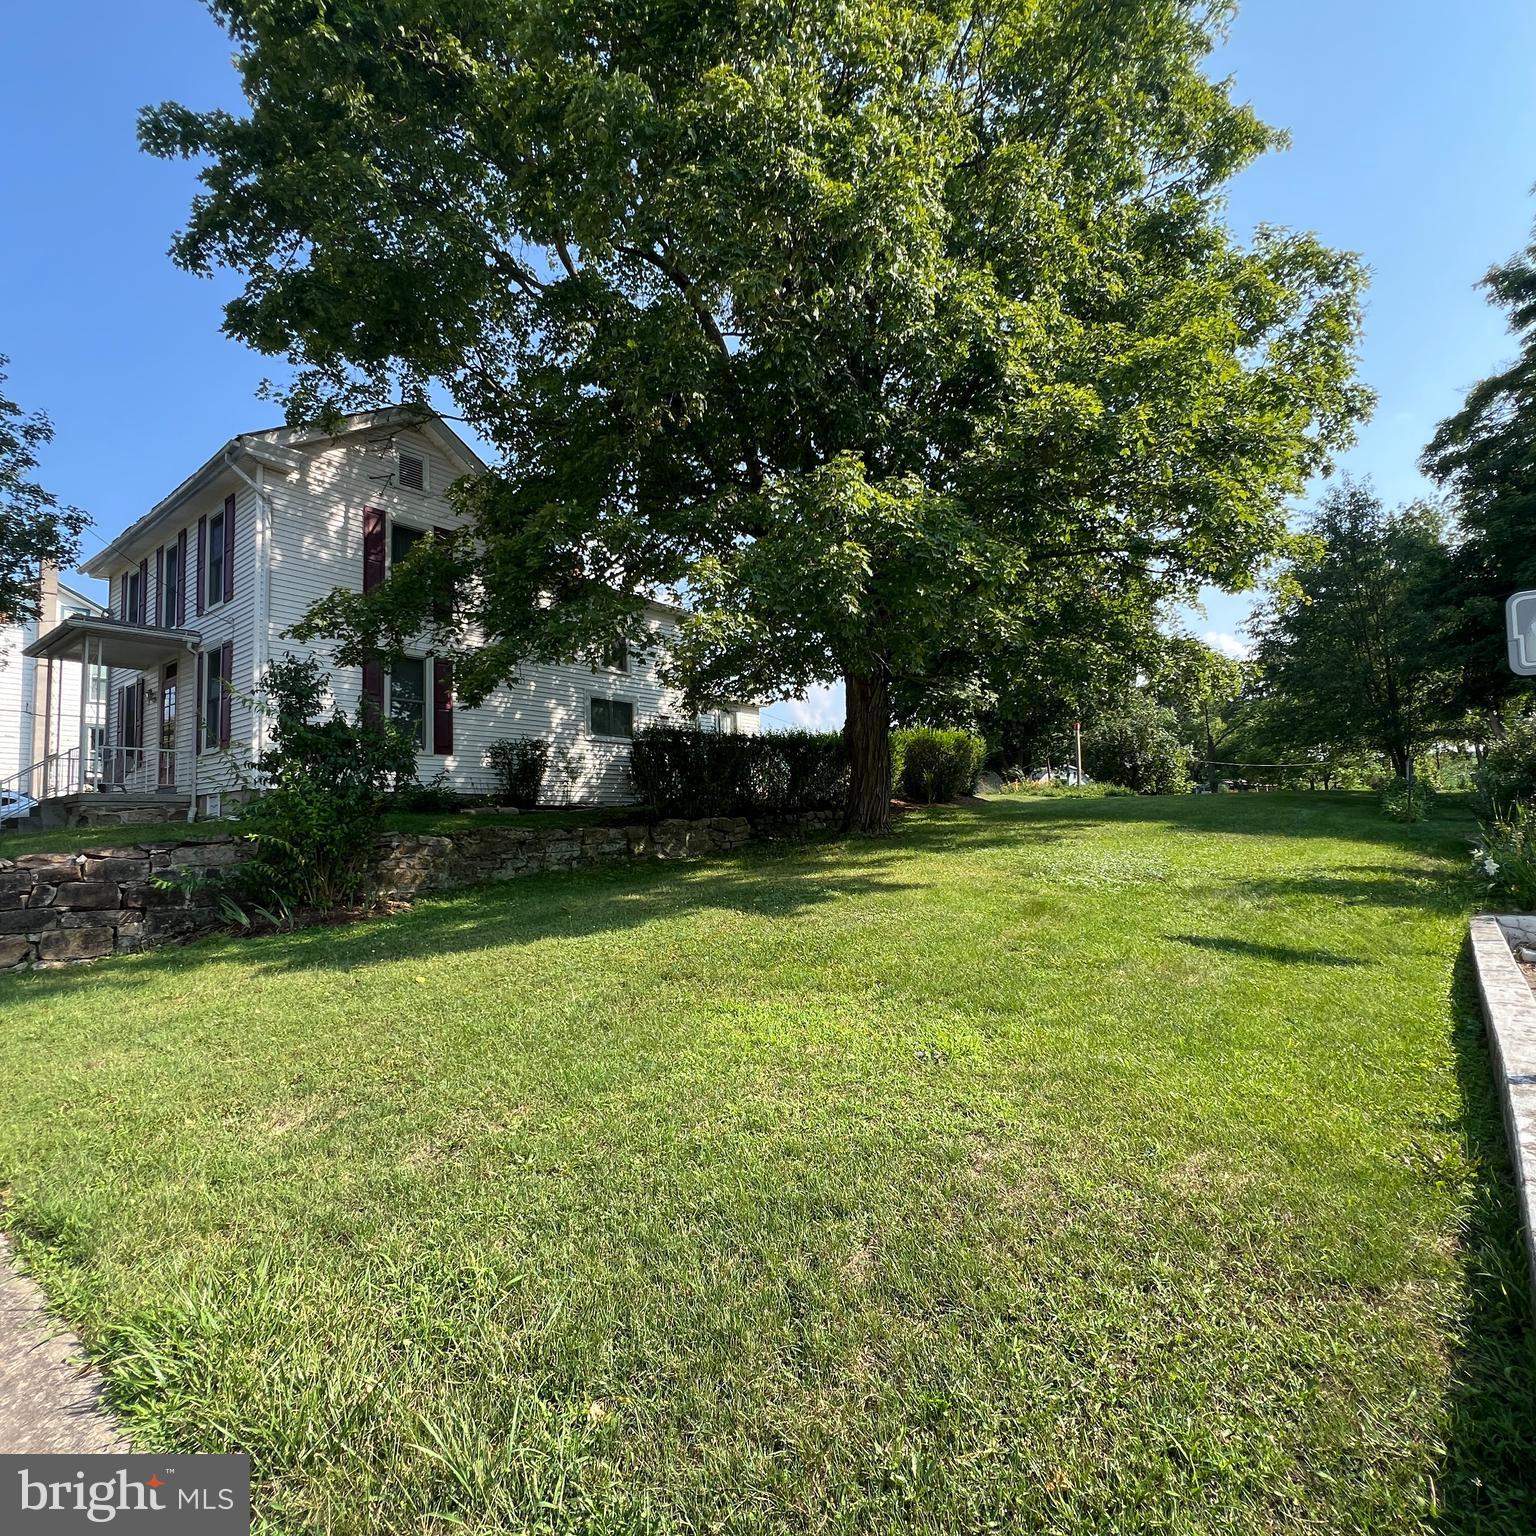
[398,450,426,492]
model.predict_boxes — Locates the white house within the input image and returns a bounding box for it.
[17,408,755,822]
[0,573,104,808]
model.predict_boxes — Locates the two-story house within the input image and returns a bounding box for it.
[0,571,105,813]
[19,408,756,823]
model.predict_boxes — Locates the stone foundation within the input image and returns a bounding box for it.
[0,809,838,972]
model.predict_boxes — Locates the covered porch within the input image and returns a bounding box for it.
[10,615,201,823]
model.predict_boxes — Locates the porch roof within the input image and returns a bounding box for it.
[23,614,201,671]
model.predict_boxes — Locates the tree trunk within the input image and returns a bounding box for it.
[843,667,893,835]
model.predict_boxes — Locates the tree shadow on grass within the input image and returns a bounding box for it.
[2,836,926,1001]
[1164,933,1372,969]
[1433,942,1536,1533]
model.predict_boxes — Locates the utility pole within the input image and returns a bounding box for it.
[1074,719,1083,788]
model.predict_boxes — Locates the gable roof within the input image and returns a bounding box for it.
[82,408,489,577]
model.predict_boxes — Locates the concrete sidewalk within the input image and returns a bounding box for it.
[0,1232,126,1452]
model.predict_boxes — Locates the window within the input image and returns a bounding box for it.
[391,521,425,568]
[696,710,738,735]
[122,684,142,751]
[206,512,226,607]
[390,657,427,749]
[162,543,180,627]
[125,568,144,625]
[591,697,634,739]
[203,648,223,749]
[599,640,628,673]
[398,450,426,492]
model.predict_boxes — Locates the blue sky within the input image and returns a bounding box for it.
[3,2,1534,731]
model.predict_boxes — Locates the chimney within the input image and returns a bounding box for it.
[37,561,60,635]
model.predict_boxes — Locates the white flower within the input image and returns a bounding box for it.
[1483,858,1501,877]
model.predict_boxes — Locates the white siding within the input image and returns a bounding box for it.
[90,416,761,814]
[0,592,91,793]
[264,425,700,804]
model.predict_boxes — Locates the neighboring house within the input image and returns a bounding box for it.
[0,574,105,804]
[19,408,756,822]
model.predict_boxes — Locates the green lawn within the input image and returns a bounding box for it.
[0,793,1532,1534]
[0,804,637,859]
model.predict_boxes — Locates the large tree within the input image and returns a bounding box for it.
[143,0,1368,831]
[1249,483,1455,778]
[1423,214,1536,715]
[0,357,88,624]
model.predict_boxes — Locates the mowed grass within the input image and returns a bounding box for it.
[0,793,1533,1534]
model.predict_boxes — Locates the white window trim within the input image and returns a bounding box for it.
[387,655,431,753]
[205,510,228,609]
[590,696,636,741]
[388,516,432,572]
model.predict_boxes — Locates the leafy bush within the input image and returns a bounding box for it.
[1379,774,1439,824]
[1080,696,1190,795]
[1477,712,1536,817]
[892,727,986,803]
[628,725,846,819]
[235,654,418,909]
[388,771,467,814]
[485,737,550,808]
[1472,805,1536,910]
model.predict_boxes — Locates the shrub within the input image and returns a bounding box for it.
[892,727,986,803]
[628,724,846,819]
[485,737,550,808]
[1472,805,1536,910]
[1080,696,1190,795]
[1477,712,1536,817]
[235,654,418,909]
[1379,774,1439,824]
[388,771,467,814]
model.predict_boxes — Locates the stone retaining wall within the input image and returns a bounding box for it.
[0,809,838,972]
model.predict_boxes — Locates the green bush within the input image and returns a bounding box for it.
[1473,805,1536,910]
[236,654,418,909]
[388,771,467,814]
[1080,696,1190,795]
[1476,712,1536,817]
[485,737,550,808]
[628,725,846,819]
[1379,774,1439,824]
[892,727,986,804]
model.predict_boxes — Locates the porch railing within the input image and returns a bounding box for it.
[0,747,180,816]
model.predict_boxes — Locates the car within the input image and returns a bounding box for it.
[0,789,39,822]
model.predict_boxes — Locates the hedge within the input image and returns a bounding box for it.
[628,725,848,818]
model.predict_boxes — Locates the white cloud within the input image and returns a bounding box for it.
[1202,630,1251,661]
[762,681,845,733]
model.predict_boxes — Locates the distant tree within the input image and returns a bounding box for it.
[143,0,1368,832]
[1079,691,1190,794]
[1146,635,1245,783]
[0,357,88,624]
[1250,483,1455,778]
[1423,214,1536,713]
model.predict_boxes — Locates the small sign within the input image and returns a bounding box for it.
[3,1456,250,1534]
[1508,591,1536,676]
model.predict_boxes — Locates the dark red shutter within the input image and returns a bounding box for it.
[118,573,126,621]
[195,652,205,755]
[155,546,164,627]
[432,658,453,755]
[363,507,385,593]
[361,662,384,725]
[176,529,188,626]
[196,516,206,616]
[219,640,233,747]
[138,558,148,624]
[223,495,236,604]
